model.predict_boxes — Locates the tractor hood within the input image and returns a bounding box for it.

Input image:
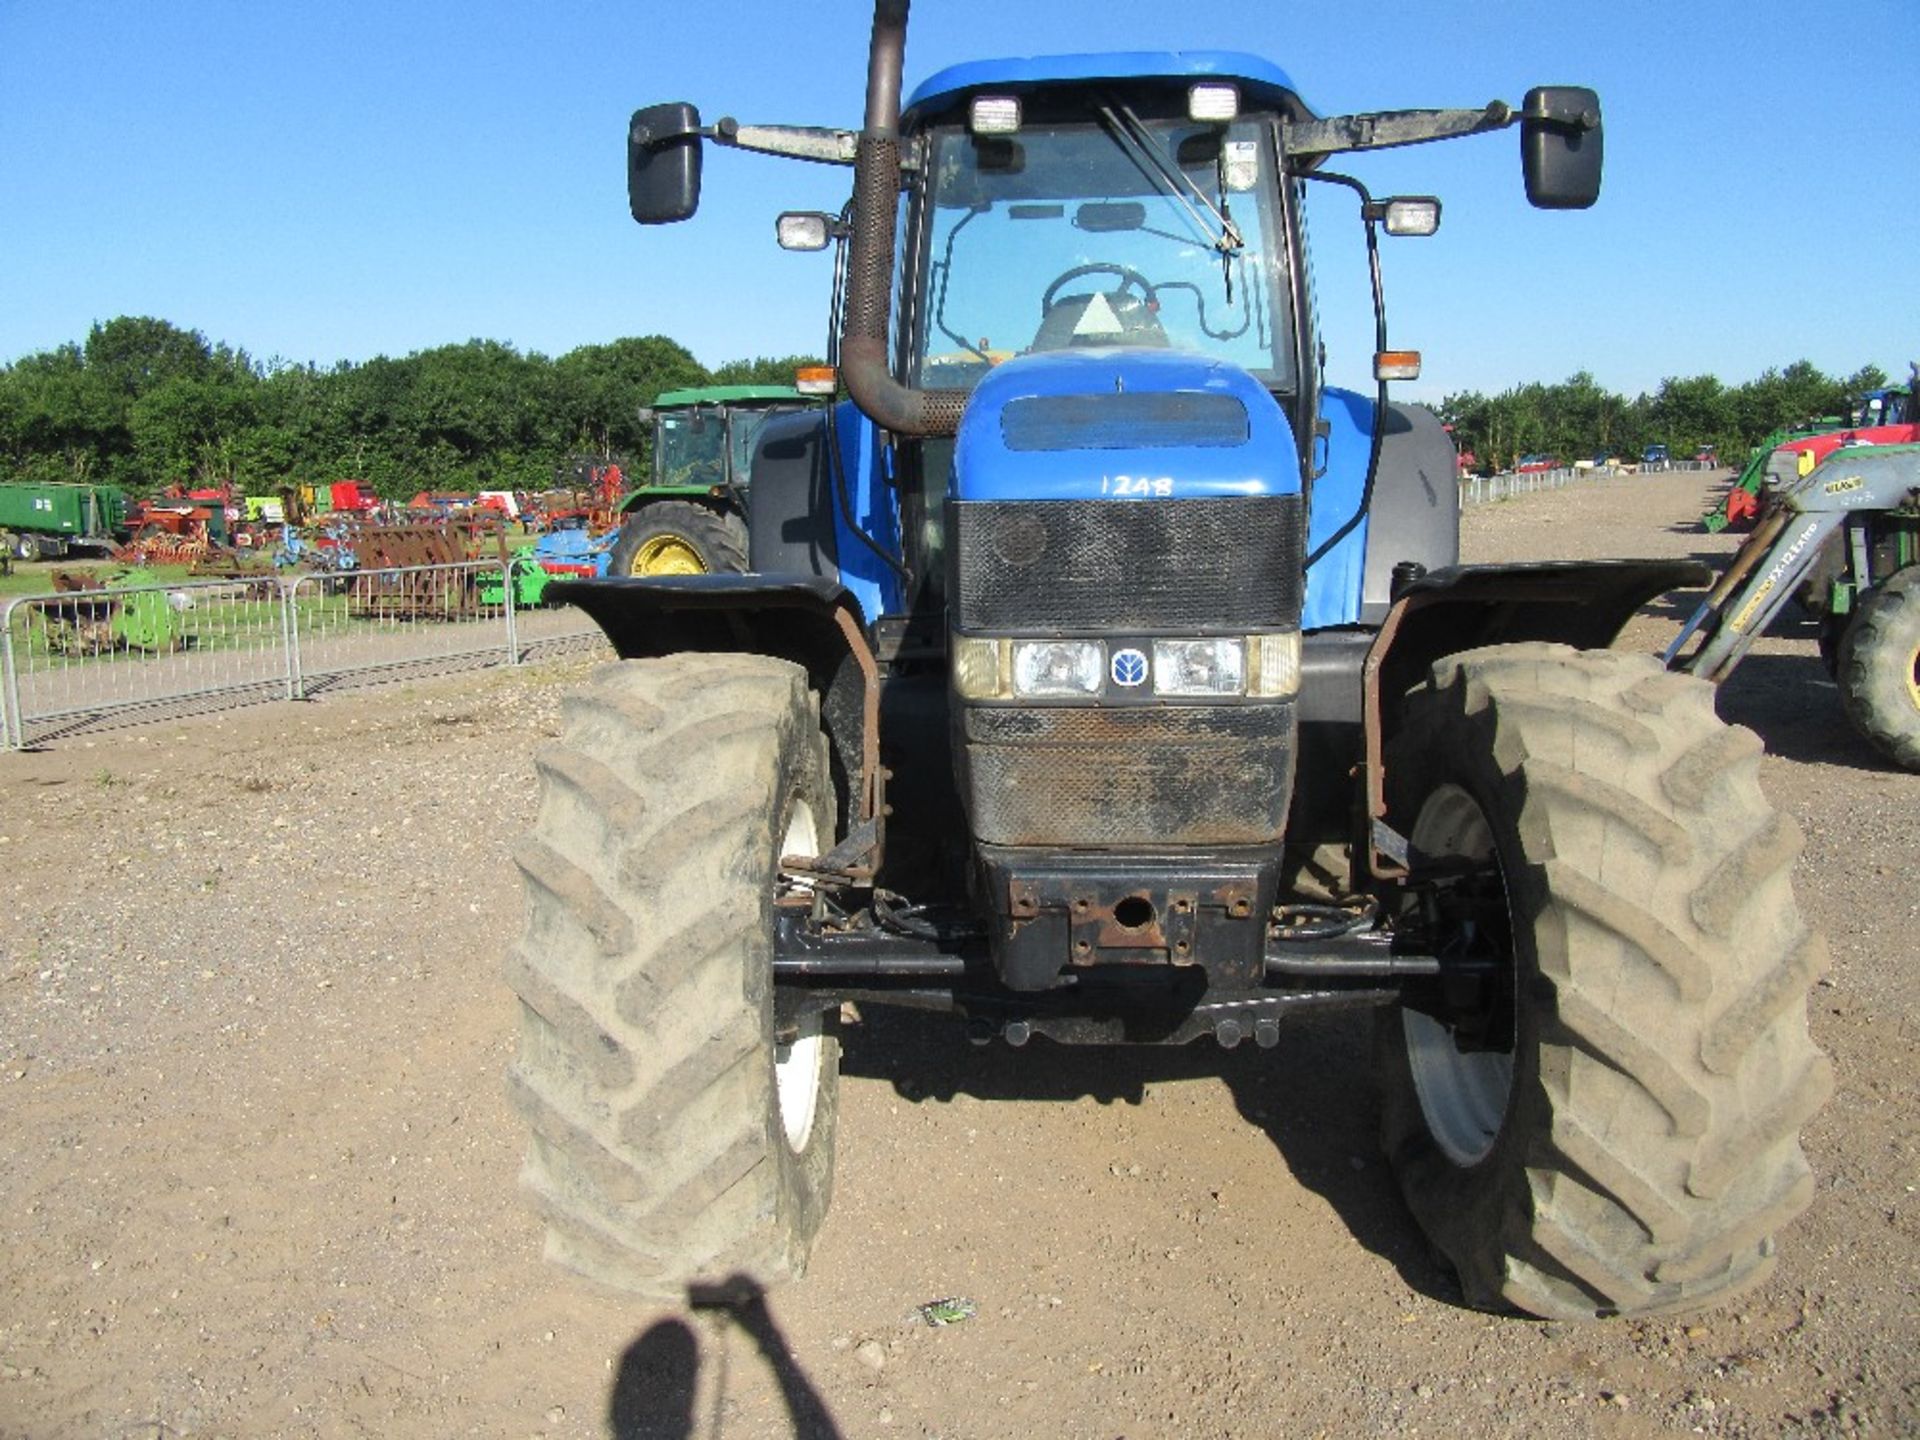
[951,349,1300,503]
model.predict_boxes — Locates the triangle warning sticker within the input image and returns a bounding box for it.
[1072,292,1126,338]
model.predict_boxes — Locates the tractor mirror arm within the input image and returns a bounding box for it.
[1285,102,1517,160]
[1288,92,1603,208]
[711,117,860,166]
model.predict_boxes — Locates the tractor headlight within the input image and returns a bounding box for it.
[1012,639,1106,697]
[952,631,1299,700]
[1151,637,1244,697]
[1188,83,1240,123]
[969,95,1022,135]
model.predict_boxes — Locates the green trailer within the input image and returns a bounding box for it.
[0,482,128,561]
[607,383,823,576]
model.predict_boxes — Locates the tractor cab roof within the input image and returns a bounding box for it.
[903,51,1312,127]
[651,384,812,409]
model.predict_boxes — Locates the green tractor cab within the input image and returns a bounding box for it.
[609,384,824,576]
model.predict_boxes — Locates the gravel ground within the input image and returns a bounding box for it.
[1,467,1913,1439]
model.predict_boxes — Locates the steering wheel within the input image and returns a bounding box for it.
[1040,262,1157,315]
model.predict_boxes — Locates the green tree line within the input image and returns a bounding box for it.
[0,316,821,499]
[1,317,1896,494]
[1440,360,1892,473]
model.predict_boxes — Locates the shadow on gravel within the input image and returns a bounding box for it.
[1715,650,1893,771]
[1640,586,1900,773]
[840,1006,1459,1308]
[609,1275,843,1440]
[1634,550,1747,623]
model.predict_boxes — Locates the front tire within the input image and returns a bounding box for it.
[1835,567,1920,771]
[506,653,840,1299]
[608,500,748,577]
[1377,644,1832,1319]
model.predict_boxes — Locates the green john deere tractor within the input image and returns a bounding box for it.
[608,384,822,575]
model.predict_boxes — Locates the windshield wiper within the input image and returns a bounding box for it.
[1097,102,1244,257]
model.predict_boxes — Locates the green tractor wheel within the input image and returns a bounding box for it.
[1836,566,1920,771]
[608,500,748,577]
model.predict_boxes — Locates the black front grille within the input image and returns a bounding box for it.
[999,392,1251,452]
[963,702,1296,848]
[952,495,1305,633]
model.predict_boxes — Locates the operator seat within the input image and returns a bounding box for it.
[1029,291,1170,352]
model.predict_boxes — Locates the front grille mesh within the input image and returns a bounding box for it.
[952,495,1304,632]
[963,703,1296,847]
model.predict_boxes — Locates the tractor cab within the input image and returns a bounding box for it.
[642,384,817,493]
[898,58,1312,399]
[608,383,822,575]
[1852,383,1913,429]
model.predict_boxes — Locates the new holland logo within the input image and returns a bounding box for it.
[1111,648,1149,687]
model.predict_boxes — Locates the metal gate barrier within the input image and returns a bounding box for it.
[0,561,607,749]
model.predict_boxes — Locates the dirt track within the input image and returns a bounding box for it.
[1,468,1914,1439]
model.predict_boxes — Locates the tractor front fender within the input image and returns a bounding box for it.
[1360,559,1710,876]
[551,574,881,831]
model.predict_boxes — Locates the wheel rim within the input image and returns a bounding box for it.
[1905,639,1920,713]
[629,534,708,576]
[1403,783,1516,1167]
[773,796,825,1152]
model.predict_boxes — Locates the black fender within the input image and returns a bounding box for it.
[1358,401,1460,623]
[747,408,841,579]
[1360,558,1711,875]
[550,574,880,834]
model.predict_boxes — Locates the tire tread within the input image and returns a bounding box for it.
[506,653,838,1299]
[1380,643,1830,1319]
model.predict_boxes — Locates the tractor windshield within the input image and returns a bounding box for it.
[910,110,1295,392]
[653,404,804,490]
[653,409,728,488]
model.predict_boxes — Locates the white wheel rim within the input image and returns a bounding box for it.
[1402,783,1515,1167]
[773,797,825,1152]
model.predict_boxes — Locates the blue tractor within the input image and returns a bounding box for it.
[508,2,1831,1319]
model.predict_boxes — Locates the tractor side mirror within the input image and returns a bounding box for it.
[629,102,704,224]
[1520,87,1603,209]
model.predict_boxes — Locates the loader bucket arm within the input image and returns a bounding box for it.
[1668,444,1920,682]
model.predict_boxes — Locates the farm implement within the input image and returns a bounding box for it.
[1672,443,1920,768]
[1704,371,1917,532]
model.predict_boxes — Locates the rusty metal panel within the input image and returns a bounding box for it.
[981,849,1280,991]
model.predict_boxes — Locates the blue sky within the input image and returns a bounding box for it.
[3,1,1914,403]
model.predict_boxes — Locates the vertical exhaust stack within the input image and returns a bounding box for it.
[841,0,967,438]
